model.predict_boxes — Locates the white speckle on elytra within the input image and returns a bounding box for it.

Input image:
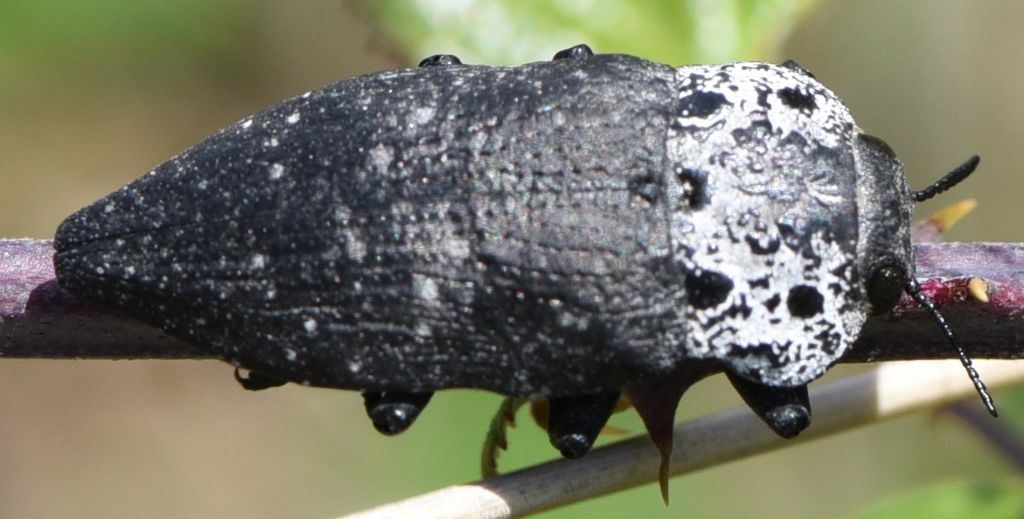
[286,112,301,124]
[249,253,266,269]
[414,321,433,337]
[347,360,362,373]
[241,118,253,129]
[344,230,366,261]
[443,238,471,260]
[412,274,439,301]
[368,144,394,174]
[412,106,435,126]
[125,265,136,275]
[284,348,297,361]
[104,203,115,214]
[269,163,285,179]
[197,179,208,190]
[263,137,279,148]
[303,318,318,333]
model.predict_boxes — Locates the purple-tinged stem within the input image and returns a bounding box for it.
[2,239,1024,362]
[0,239,206,358]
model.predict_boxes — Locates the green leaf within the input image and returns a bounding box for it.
[358,0,820,66]
[846,480,1024,519]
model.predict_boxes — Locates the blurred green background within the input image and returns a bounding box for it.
[2,1,1024,517]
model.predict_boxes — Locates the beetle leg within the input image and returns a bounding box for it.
[552,43,594,60]
[725,371,811,439]
[362,391,434,435]
[546,391,620,459]
[418,54,462,67]
[780,59,815,78]
[233,367,287,390]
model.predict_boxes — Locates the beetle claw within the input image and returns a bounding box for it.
[725,371,811,439]
[233,368,287,391]
[546,392,620,458]
[362,391,434,435]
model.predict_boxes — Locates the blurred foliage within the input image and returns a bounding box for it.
[2,1,1024,518]
[358,0,819,65]
[846,480,1024,519]
[0,0,247,77]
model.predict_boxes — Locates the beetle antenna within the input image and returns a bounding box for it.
[912,155,980,203]
[905,278,997,416]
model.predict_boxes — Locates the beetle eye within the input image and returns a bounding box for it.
[867,264,907,315]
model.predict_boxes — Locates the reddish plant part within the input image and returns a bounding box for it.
[0,239,204,359]
[3,239,1024,363]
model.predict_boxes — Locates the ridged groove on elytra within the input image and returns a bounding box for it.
[787,285,824,317]
[685,269,734,309]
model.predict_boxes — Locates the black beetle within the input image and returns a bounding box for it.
[53,45,989,492]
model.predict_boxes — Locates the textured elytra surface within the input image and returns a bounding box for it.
[54,53,914,396]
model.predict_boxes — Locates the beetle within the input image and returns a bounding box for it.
[53,44,990,493]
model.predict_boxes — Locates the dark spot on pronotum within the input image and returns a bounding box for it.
[678,90,729,118]
[749,276,771,289]
[746,234,782,255]
[754,86,772,108]
[787,285,824,318]
[777,87,817,111]
[675,167,709,209]
[686,269,734,309]
[764,294,782,312]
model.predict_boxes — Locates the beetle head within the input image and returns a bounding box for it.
[854,134,994,415]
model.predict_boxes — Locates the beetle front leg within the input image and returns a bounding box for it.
[547,391,620,459]
[362,391,434,435]
[725,371,811,439]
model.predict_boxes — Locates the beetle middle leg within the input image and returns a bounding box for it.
[362,391,434,435]
[725,371,811,438]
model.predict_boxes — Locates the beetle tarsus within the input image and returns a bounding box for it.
[233,368,287,391]
[726,371,811,439]
[546,392,620,458]
[418,54,462,67]
[363,391,434,435]
[552,44,594,60]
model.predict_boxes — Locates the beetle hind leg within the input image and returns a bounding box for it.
[725,371,811,439]
[362,391,434,435]
[546,391,620,459]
